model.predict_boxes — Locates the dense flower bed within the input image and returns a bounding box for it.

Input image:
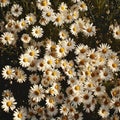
[0,0,120,120]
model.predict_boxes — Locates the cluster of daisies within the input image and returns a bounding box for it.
[0,0,120,120]
[1,39,120,119]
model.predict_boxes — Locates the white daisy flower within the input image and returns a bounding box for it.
[78,1,88,11]
[34,105,45,116]
[98,106,110,118]
[58,2,68,13]
[29,73,40,84]
[21,34,31,43]
[36,0,51,10]
[113,26,120,39]
[29,84,45,102]
[59,29,69,40]
[5,20,15,31]
[107,58,120,72]
[39,17,49,26]
[60,104,69,116]
[26,46,39,59]
[70,23,79,36]
[110,98,120,113]
[27,59,38,72]
[19,19,28,30]
[11,4,23,17]
[46,96,56,108]
[31,26,43,38]
[0,0,10,7]
[1,32,15,45]
[65,11,74,24]
[2,65,15,80]
[42,7,55,22]
[13,106,27,120]
[54,13,64,26]
[26,13,36,25]
[2,89,13,97]
[19,53,33,67]
[1,97,17,112]
[14,67,27,83]
[37,58,46,71]
[47,105,58,117]
[75,43,89,56]
[83,23,96,37]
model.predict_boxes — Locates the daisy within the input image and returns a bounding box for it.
[19,53,33,67]
[29,84,45,102]
[39,17,49,26]
[5,12,14,21]
[94,84,106,97]
[2,65,15,79]
[81,91,93,104]
[27,59,38,72]
[42,7,55,22]
[107,58,120,72]
[70,94,81,107]
[70,23,79,36]
[83,102,95,113]
[26,46,39,59]
[44,55,55,68]
[27,107,36,119]
[1,97,17,112]
[110,114,119,120]
[0,0,10,7]
[11,4,23,17]
[46,96,56,108]
[60,104,69,116]
[1,32,15,45]
[13,21,21,33]
[26,13,36,25]
[110,98,120,113]
[65,38,75,51]
[78,1,88,11]
[14,67,27,83]
[75,43,89,56]
[56,92,64,104]
[65,11,74,24]
[72,10,79,20]
[31,26,43,38]
[5,20,15,31]
[50,69,60,80]
[98,106,110,118]
[65,68,76,78]
[72,112,83,120]
[2,89,13,97]
[83,23,96,37]
[56,45,67,58]
[37,58,46,71]
[111,86,120,98]
[58,2,68,13]
[54,13,64,26]
[46,87,59,96]
[59,29,69,40]
[75,18,85,31]
[13,106,27,120]
[36,0,51,10]
[113,26,120,39]
[19,19,28,30]
[41,78,50,88]
[34,105,45,116]
[47,105,58,116]
[21,33,31,44]
[97,43,111,57]
[29,73,40,84]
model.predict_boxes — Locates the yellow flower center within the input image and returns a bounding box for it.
[23,58,28,62]
[1,0,6,3]
[47,60,52,64]
[59,47,65,53]
[29,51,35,56]
[75,85,80,90]
[87,28,92,33]
[18,113,23,118]
[41,0,47,6]
[46,12,51,17]
[6,101,12,107]
[116,30,120,35]
[56,17,61,22]
[112,63,117,68]
[5,36,10,41]
[49,98,54,103]
[34,89,40,95]
[6,69,12,75]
